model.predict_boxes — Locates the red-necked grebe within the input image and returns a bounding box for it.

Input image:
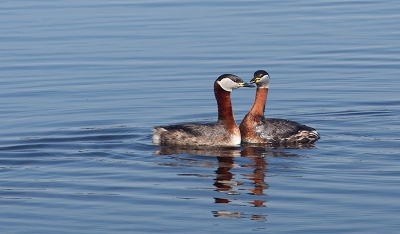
[239,70,320,144]
[153,74,254,146]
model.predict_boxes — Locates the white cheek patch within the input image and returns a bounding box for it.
[217,78,239,92]
[260,75,270,88]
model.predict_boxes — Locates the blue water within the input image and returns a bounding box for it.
[1,1,400,233]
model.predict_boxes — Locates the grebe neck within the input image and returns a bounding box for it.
[214,82,237,127]
[249,88,268,117]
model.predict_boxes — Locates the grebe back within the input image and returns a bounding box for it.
[240,70,320,144]
[153,74,253,146]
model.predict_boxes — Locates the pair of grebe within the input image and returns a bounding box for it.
[153,71,319,147]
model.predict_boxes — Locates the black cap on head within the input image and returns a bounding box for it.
[253,70,269,78]
[216,74,244,83]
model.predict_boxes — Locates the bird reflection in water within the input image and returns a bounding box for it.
[154,144,306,221]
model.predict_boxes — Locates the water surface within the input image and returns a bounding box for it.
[1,1,399,233]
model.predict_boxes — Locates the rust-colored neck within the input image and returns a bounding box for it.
[214,83,238,128]
[249,88,268,117]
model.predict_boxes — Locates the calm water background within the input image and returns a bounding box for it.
[1,0,399,233]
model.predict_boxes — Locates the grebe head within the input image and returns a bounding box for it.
[251,70,270,88]
[216,74,254,92]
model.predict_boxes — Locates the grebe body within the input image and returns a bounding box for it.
[240,70,320,144]
[153,74,253,147]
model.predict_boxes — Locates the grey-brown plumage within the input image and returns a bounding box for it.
[255,118,320,143]
[153,123,239,146]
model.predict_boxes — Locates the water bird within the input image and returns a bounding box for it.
[239,70,320,145]
[153,74,254,146]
